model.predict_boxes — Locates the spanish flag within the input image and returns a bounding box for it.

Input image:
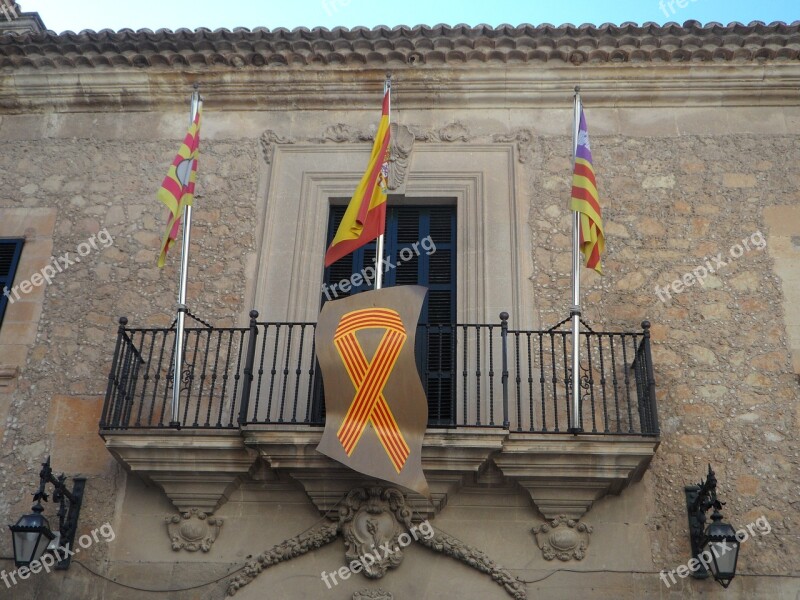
[324,91,390,267]
[570,108,604,274]
[157,105,201,268]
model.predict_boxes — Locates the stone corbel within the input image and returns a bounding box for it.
[103,430,256,514]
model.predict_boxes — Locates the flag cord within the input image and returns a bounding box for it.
[569,86,583,434]
[170,87,202,428]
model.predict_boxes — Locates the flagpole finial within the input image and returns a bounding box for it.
[193,82,200,90]
[574,85,581,94]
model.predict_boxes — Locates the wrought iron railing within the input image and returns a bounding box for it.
[101,312,659,436]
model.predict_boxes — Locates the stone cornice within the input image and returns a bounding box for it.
[1,20,799,73]
[2,62,800,113]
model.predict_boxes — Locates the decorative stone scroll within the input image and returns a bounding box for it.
[532,514,593,561]
[165,508,224,552]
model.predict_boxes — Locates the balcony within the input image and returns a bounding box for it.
[100,312,660,519]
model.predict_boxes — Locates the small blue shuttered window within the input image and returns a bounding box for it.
[0,239,24,329]
[322,203,457,426]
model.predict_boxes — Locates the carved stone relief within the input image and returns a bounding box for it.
[532,514,593,561]
[165,508,223,552]
[260,130,295,164]
[258,122,533,177]
[340,487,409,578]
[353,588,393,600]
[226,486,528,599]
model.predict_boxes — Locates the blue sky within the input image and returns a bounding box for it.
[18,0,798,33]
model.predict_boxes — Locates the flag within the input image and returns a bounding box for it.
[315,286,430,498]
[324,90,390,267]
[157,105,202,268]
[570,107,604,274]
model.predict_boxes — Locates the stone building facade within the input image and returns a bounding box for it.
[0,12,799,600]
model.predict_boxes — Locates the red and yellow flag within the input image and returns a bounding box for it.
[157,105,202,268]
[570,107,604,274]
[324,91,390,267]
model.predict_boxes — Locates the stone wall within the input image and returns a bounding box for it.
[0,99,798,598]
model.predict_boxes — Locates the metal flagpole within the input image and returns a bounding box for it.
[375,74,391,291]
[170,85,201,428]
[569,86,583,434]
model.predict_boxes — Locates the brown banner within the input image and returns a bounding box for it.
[315,285,430,498]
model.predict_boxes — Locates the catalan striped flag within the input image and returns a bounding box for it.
[324,90,390,267]
[157,105,202,268]
[570,108,604,274]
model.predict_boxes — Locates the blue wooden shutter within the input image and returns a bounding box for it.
[321,204,457,426]
[0,239,24,328]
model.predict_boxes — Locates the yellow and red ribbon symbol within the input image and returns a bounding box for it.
[334,308,410,473]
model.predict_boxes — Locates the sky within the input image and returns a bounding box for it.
[15,0,799,34]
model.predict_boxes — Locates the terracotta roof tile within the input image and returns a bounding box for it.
[1,20,799,70]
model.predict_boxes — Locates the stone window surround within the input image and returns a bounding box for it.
[247,142,534,329]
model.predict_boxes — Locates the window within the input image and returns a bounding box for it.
[0,239,24,328]
[321,202,457,425]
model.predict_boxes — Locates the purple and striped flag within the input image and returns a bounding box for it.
[570,108,604,274]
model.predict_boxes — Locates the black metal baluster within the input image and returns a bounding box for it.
[608,334,622,433]
[621,334,634,433]
[217,329,235,427]
[585,332,597,433]
[641,321,659,435]
[207,330,223,427]
[238,311,259,426]
[304,326,316,424]
[549,333,559,432]
[101,317,127,429]
[500,313,510,430]
[229,330,246,427]
[193,328,212,426]
[278,325,294,423]
[135,331,157,427]
[515,331,522,432]
[538,333,546,432]
[266,324,281,423]
[158,330,177,427]
[488,324,495,426]
[598,334,609,433]
[462,324,468,425]
[181,329,199,427]
[475,326,482,426]
[149,330,169,427]
[291,324,306,423]
[561,332,571,431]
[252,322,270,423]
